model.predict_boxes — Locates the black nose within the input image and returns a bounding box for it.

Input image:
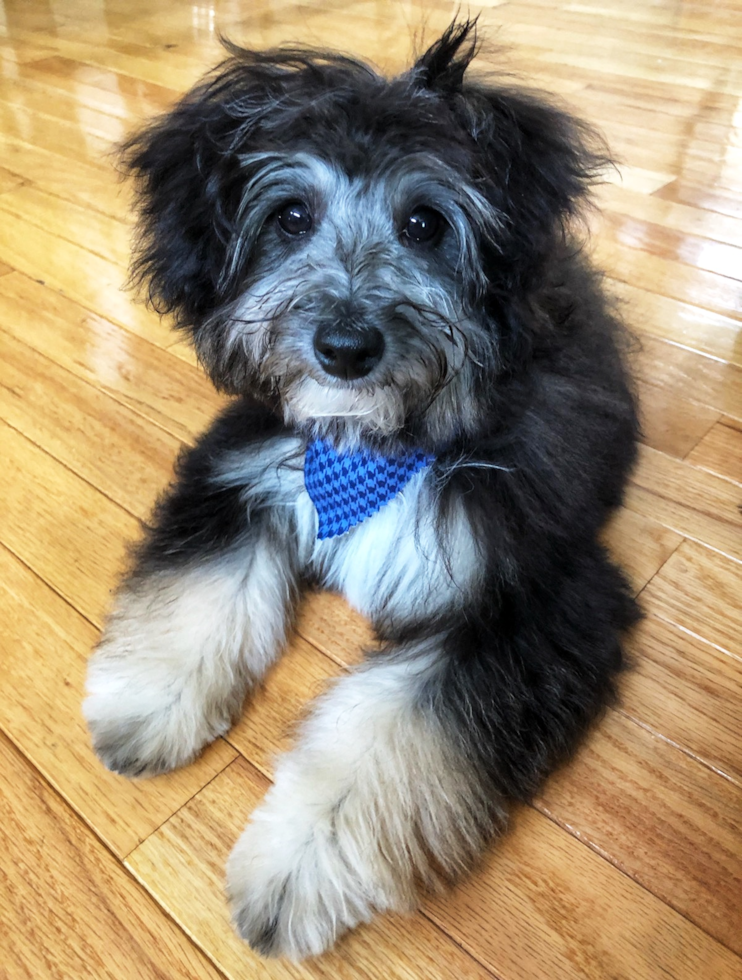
[313,323,385,380]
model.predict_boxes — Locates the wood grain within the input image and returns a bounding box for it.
[0,131,122,216]
[622,615,742,785]
[0,98,114,164]
[424,804,741,980]
[0,182,132,266]
[0,204,171,346]
[654,180,742,221]
[596,179,742,249]
[536,710,742,954]
[686,420,742,484]
[626,445,742,563]
[630,335,742,422]
[635,377,719,459]
[599,506,682,594]
[608,278,742,368]
[0,417,138,626]
[0,75,128,145]
[595,236,742,321]
[0,327,179,520]
[0,731,225,980]
[0,164,25,194]
[642,540,742,659]
[227,634,345,776]
[603,211,742,281]
[0,273,225,444]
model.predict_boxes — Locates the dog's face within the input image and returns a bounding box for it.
[222,145,498,449]
[124,23,606,450]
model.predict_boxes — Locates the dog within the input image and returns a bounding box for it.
[84,21,640,960]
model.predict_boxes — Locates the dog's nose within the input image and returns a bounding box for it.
[313,323,385,380]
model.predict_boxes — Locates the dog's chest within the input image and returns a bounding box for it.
[299,460,480,625]
[229,435,481,624]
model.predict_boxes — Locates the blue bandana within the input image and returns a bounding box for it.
[304,439,435,539]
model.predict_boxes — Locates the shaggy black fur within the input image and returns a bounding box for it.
[118,16,639,910]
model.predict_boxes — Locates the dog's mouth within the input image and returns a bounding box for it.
[281,373,405,438]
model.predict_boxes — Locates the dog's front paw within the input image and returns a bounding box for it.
[84,591,243,778]
[84,648,233,777]
[226,816,365,958]
[226,790,410,959]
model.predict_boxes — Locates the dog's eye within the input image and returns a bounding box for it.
[402,208,442,245]
[277,202,312,236]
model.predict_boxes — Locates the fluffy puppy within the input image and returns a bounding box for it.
[84,21,639,960]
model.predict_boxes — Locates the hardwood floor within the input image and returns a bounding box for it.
[0,1,740,977]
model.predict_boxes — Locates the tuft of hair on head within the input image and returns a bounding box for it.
[413,17,480,92]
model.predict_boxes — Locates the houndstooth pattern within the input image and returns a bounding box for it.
[304,439,435,539]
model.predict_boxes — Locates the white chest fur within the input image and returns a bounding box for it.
[220,436,482,626]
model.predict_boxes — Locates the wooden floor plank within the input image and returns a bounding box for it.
[622,615,742,786]
[0,731,226,980]
[642,541,742,658]
[424,804,741,980]
[599,506,682,593]
[0,164,25,194]
[0,132,123,217]
[0,75,129,144]
[536,710,742,954]
[510,26,742,78]
[626,445,742,563]
[603,210,742,280]
[635,378,719,459]
[596,181,742,249]
[0,273,225,444]
[0,204,172,346]
[595,236,742,321]
[0,327,179,520]
[630,335,742,421]
[608,279,742,368]
[296,590,373,667]
[10,59,166,120]
[0,182,132,266]
[654,179,742,221]
[11,32,210,92]
[686,420,742,484]
[0,417,139,626]
[0,97,115,167]
[24,55,178,111]
[227,634,343,776]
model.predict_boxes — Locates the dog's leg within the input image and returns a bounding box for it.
[227,533,636,959]
[84,408,307,777]
[226,639,503,959]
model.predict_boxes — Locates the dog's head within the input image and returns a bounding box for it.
[123,21,607,451]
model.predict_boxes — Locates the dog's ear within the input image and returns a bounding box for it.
[120,58,281,329]
[415,21,610,280]
[121,87,243,327]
